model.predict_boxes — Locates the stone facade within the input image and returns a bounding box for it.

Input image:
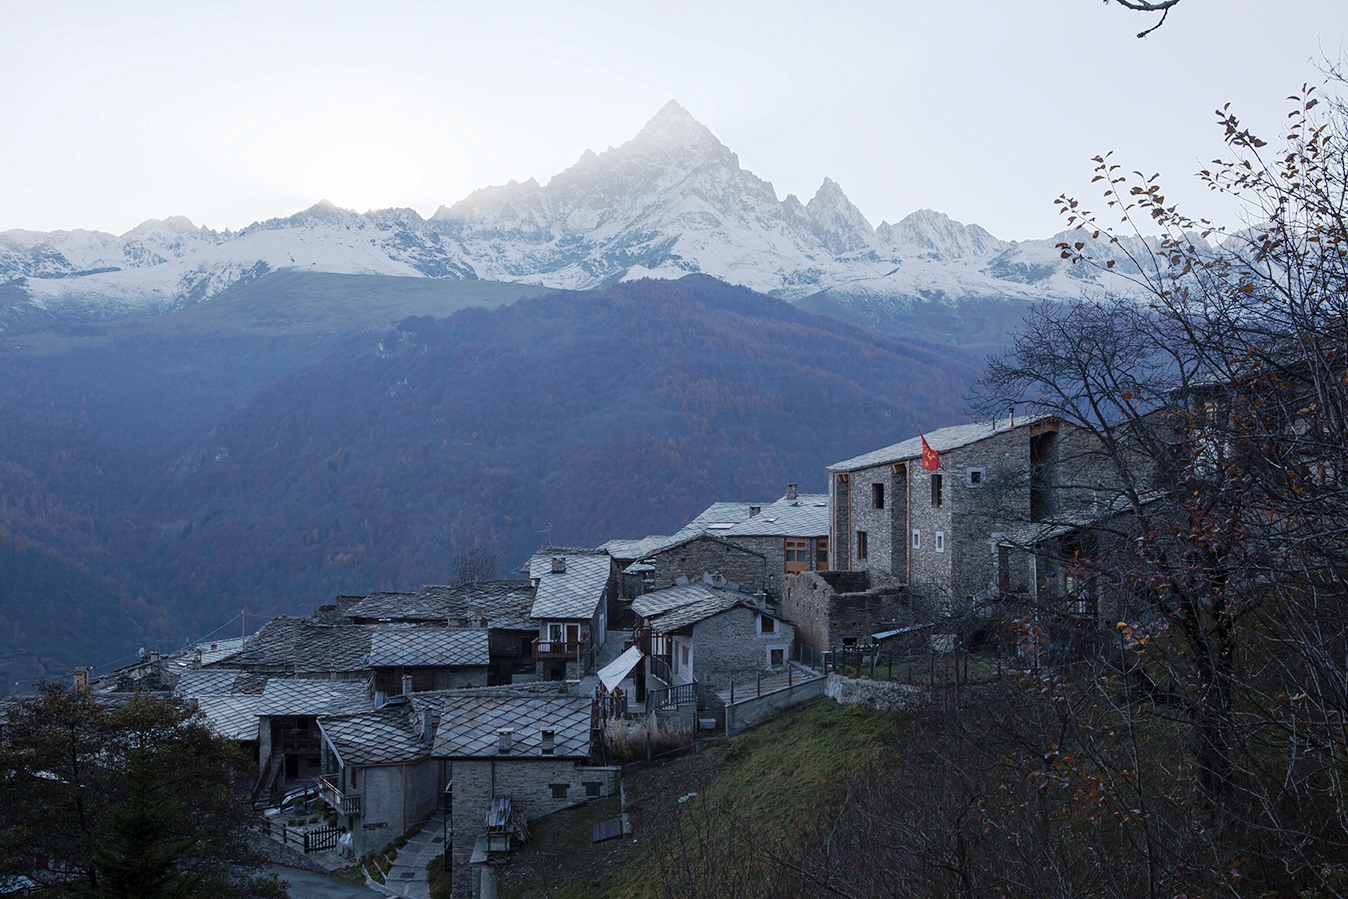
[350,759,443,858]
[674,604,795,692]
[450,758,619,897]
[643,535,767,596]
[779,570,910,652]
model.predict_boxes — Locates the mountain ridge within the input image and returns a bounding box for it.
[0,101,1156,332]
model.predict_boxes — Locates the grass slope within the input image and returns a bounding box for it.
[497,699,897,899]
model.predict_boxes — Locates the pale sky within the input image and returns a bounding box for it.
[2,0,1345,241]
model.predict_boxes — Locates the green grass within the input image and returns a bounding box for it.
[497,699,898,899]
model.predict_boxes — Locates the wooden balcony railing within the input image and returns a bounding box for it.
[532,638,585,661]
[316,773,362,817]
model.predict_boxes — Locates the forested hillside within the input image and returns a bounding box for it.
[0,273,986,687]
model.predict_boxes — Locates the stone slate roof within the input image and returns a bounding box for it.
[214,618,374,674]
[318,703,432,767]
[344,581,537,630]
[369,627,490,668]
[176,668,251,696]
[191,694,263,741]
[827,416,1051,473]
[432,690,593,759]
[603,501,763,562]
[631,583,729,619]
[528,549,611,621]
[724,494,829,538]
[257,678,372,717]
[196,637,246,666]
[646,594,751,634]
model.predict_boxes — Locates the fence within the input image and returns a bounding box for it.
[257,818,344,854]
[827,645,1004,688]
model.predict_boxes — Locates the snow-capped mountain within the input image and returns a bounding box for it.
[0,100,1152,330]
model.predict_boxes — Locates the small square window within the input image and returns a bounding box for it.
[935,532,946,553]
[550,783,569,799]
[584,781,602,799]
[872,483,885,509]
[966,468,985,487]
[760,614,776,634]
[770,648,785,667]
[912,530,921,550]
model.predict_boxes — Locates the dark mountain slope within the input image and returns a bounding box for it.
[139,276,982,630]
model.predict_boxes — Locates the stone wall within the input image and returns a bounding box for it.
[353,759,441,857]
[780,570,910,652]
[825,674,926,712]
[647,536,766,596]
[450,758,619,896]
[686,604,795,691]
[724,675,828,735]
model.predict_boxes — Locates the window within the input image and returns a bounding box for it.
[584,781,602,799]
[681,644,690,667]
[784,538,808,572]
[935,531,946,553]
[815,537,829,571]
[547,623,564,642]
[912,530,921,550]
[856,530,868,561]
[872,482,885,509]
[769,647,785,667]
[760,614,776,634]
[550,783,569,799]
[931,474,944,507]
[966,467,984,487]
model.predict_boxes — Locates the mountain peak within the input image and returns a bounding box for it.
[626,100,729,163]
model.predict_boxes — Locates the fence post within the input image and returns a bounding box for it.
[756,673,761,698]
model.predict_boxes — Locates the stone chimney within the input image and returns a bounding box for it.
[541,729,555,755]
[402,675,414,696]
[72,667,89,691]
[551,555,567,574]
[421,709,435,744]
[786,484,798,500]
[497,728,515,755]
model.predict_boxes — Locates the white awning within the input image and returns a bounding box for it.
[597,645,644,691]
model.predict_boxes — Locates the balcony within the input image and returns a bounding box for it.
[316,773,362,817]
[532,638,585,661]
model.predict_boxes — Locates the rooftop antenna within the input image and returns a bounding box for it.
[538,522,553,545]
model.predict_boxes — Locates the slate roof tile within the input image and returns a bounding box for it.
[828,416,1049,472]
[369,627,490,668]
[528,550,611,620]
[431,690,593,759]
[723,494,830,538]
[318,704,432,767]
[257,678,372,717]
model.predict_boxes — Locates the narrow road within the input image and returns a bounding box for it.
[271,866,387,899]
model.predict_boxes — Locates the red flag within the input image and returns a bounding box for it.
[919,432,940,471]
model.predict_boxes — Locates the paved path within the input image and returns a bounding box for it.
[381,822,446,899]
[270,866,386,899]
[718,662,821,704]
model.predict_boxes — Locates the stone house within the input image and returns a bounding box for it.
[316,696,442,859]
[526,548,615,680]
[342,581,539,686]
[432,685,619,899]
[722,487,830,595]
[633,584,795,693]
[607,533,767,606]
[828,415,1085,611]
[368,626,490,699]
[254,678,373,798]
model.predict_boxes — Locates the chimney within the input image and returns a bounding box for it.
[497,728,515,755]
[72,667,89,691]
[551,556,567,574]
[786,484,798,501]
[402,675,413,696]
[749,505,761,517]
[541,729,555,755]
[421,709,435,744]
